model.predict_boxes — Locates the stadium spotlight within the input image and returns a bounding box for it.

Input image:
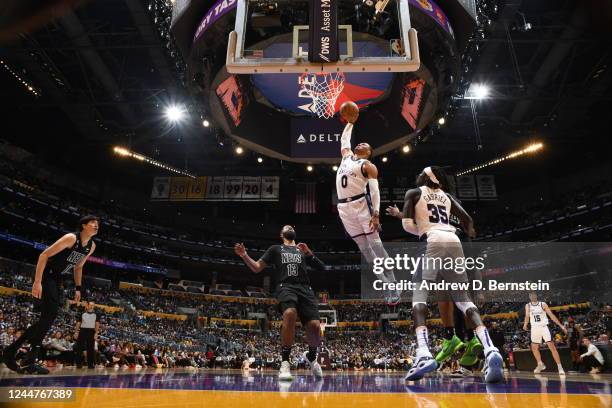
[381,157,388,163]
[307,165,314,172]
[438,117,446,125]
[332,165,338,171]
[202,119,210,127]
[471,84,490,100]
[257,157,263,163]
[235,146,244,155]
[165,105,185,122]
[402,145,411,153]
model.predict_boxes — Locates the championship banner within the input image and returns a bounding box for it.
[455,175,477,200]
[392,188,406,203]
[151,177,170,200]
[308,0,339,63]
[476,175,498,200]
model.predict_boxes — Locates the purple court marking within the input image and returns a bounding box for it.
[1,372,610,395]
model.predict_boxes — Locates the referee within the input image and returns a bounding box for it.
[74,301,100,369]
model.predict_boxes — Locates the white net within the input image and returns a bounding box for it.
[299,72,346,119]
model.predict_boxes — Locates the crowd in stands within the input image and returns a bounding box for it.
[1,263,610,373]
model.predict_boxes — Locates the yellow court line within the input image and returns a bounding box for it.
[5,389,609,408]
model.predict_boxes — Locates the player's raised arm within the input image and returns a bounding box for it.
[340,123,354,158]
[363,161,381,231]
[234,243,267,273]
[339,101,359,158]
[448,194,476,238]
[399,188,421,235]
[543,302,568,334]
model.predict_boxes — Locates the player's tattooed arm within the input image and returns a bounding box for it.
[543,302,568,333]
[447,194,476,238]
[234,243,267,273]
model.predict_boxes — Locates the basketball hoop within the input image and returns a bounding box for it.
[299,72,345,119]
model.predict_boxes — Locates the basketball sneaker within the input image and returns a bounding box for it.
[450,366,473,378]
[458,336,483,367]
[483,350,504,383]
[435,335,465,363]
[302,351,323,378]
[278,361,293,381]
[533,362,546,373]
[405,354,438,381]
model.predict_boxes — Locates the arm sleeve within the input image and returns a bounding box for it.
[367,178,380,213]
[305,255,325,271]
[341,123,353,151]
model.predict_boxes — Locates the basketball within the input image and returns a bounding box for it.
[340,101,359,123]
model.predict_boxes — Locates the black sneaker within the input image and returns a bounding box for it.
[2,350,20,372]
[19,363,50,375]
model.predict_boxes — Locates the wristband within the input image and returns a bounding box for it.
[75,286,82,291]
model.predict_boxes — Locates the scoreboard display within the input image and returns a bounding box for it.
[151,176,279,202]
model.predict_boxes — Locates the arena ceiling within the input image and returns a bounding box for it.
[0,0,611,186]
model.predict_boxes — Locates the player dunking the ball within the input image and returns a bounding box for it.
[389,166,503,382]
[2,215,98,374]
[335,101,399,302]
[524,291,567,375]
[234,225,324,381]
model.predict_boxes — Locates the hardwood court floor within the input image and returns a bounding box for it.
[0,368,610,407]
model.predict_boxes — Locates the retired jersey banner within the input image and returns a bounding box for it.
[476,175,497,200]
[455,175,477,200]
[187,177,207,200]
[169,177,190,200]
[151,176,279,201]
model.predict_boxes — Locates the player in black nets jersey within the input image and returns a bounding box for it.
[2,215,98,374]
[234,225,325,381]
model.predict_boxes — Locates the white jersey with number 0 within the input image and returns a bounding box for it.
[414,186,456,237]
[528,302,549,327]
[336,155,368,200]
